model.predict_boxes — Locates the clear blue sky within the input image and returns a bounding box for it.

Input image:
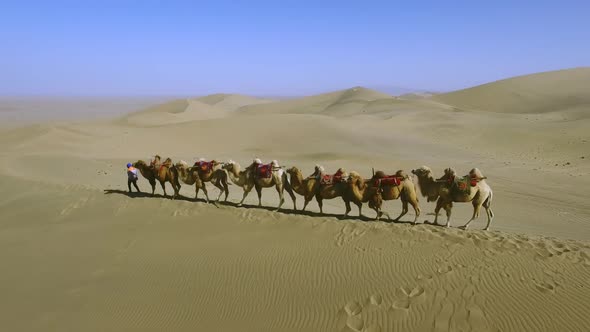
[1,0,589,96]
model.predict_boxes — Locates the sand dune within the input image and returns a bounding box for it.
[433,67,590,118]
[122,94,273,126]
[0,68,589,331]
[239,86,449,117]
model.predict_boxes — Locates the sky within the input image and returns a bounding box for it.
[1,0,589,96]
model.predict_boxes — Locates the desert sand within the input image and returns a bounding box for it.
[0,68,589,331]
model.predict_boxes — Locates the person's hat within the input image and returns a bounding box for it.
[127,163,132,168]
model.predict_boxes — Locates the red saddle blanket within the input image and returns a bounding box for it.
[257,164,273,178]
[448,175,478,188]
[373,175,401,187]
[194,161,214,173]
[320,171,344,185]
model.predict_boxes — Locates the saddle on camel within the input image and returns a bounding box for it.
[441,169,487,195]
[371,169,404,188]
[193,158,217,173]
[246,158,282,179]
[319,168,346,185]
[306,165,347,185]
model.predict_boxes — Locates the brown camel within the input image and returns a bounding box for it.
[286,166,356,215]
[347,170,421,223]
[134,155,181,199]
[222,160,296,211]
[133,159,157,195]
[411,166,494,230]
[175,160,229,203]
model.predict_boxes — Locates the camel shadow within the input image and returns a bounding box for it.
[103,189,427,223]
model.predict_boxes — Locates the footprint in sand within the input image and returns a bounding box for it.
[392,285,426,310]
[532,278,557,293]
[340,301,365,332]
[340,299,384,332]
[60,196,90,216]
[437,265,453,274]
[369,294,383,306]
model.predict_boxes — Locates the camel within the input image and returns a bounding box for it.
[222,160,296,211]
[411,166,494,230]
[175,160,229,203]
[133,159,158,195]
[347,170,421,223]
[286,166,356,215]
[133,155,181,199]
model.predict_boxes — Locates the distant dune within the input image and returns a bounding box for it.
[433,67,590,117]
[122,94,274,126]
[239,86,448,116]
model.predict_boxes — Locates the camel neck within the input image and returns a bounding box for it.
[290,171,306,195]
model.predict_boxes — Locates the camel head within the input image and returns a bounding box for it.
[221,160,237,172]
[176,160,189,169]
[133,160,148,168]
[286,166,300,176]
[411,166,441,202]
[411,166,432,179]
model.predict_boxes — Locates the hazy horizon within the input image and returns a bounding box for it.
[2,1,589,96]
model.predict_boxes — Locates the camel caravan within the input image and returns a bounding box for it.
[127,156,494,230]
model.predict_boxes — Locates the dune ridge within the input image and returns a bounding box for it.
[433,67,590,117]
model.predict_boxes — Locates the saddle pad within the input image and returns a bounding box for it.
[195,161,213,173]
[320,175,334,185]
[257,164,273,178]
[450,176,473,195]
[374,176,401,187]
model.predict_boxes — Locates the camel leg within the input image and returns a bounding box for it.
[410,198,421,225]
[374,207,382,221]
[224,180,230,202]
[433,198,444,225]
[172,182,179,200]
[194,184,199,200]
[302,195,313,211]
[343,199,352,217]
[201,183,210,204]
[238,184,253,207]
[483,193,494,231]
[275,184,285,211]
[282,177,297,211]
[394,199,409,223]
[150,179,156,196]
[357,202,363,218]
[255,185,263,207]
[444,203,453,228]
[484,206,494,231]
[160,181,168,198]
[288,188,297,211]
[316,195,324,214]
[462,200,482,230]
[213,180,224,202]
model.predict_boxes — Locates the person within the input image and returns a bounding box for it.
[127,163,141,193]
[308,164,325,180]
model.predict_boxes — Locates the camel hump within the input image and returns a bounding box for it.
[349,171,361,178]
[162,158,173,167]
[374,170,387,178]
[469,168,484,178]
[395,170,408,179]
